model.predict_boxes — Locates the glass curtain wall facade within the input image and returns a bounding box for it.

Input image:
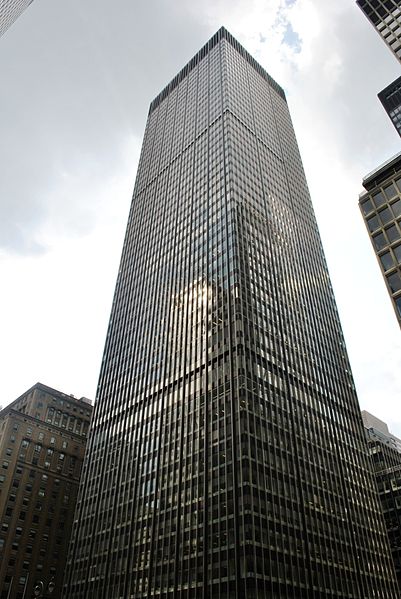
[378,75,401,136]
[0,0,33,37]
[63,28,398,599]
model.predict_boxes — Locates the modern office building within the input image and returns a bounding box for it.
[359,151,401,328]
[362,411,401,593]
[0,0,34,37]
[356,0,401,63]
[362,410,401,452]
[0,383,92,599]
[379,75,401,136]
[63,27,398,598]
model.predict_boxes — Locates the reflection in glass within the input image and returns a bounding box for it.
[379,207,393,226]
[393,244,401,263]
[361,198,374,215]
[380,251,394,271]
[395,296,401,317]
[367,215,380,232]
[391,199,401,218]
[373,232,387,250]
[384,183,397,200]
[386,224,401,243]
[373,191,386,208]
[387,271,401,293]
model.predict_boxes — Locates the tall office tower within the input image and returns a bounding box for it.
[356,0,401,63]
[362,411,401,592]
[0,0,33,37]
[0,383,92,599]
[379,75,401,137]
[359,151,401,328]
[63,28,398,599]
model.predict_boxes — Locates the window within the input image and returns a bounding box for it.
[380,251,394,271]
[395,296,401,317]
[387,271,401,293]
[372,191,386,207]
[38,432,44,441]
[392,199,401,217]
[361,198,374,215]
[367,215,380,232]
[394,245,401,263]
[2,461,9,469]
[26,427,32,437]
[384,183,397,200]
[379,207,393,226]
[386,224,400,242]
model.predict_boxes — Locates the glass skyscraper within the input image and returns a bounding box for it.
[378,76,401,137]
[63,28,398,598]
[0,0,33,37]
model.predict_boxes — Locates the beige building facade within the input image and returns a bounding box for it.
[0,382,92,599]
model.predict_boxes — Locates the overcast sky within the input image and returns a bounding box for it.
[0,0,400,435]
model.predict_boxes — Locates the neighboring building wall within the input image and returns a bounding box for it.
[359,151,401,328]
[356,0,401,63]
[364,415,401,593]
[63,26,398,599]
[0,0,33,37]
[378,75,401,136]
[0,383,92,599]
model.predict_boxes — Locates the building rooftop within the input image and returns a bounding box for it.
[362,150,401,191]
[0,381,92,419]
[149,26,286,115]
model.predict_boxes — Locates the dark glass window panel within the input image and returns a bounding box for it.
[391,199,401,218]
[361,198,374,215]
[380,251,394,271]
[384,183,397,200]
[386,224,400,242]
[395,177,401,193]
[387,271,401,293]
[367,215,380,232]
[373,191,386,208]
[393,244,401,263]
[379,207,393,226]
[373,232,387,250]
[395,296,401,317]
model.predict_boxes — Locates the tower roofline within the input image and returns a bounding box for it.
[149,26,286,115]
